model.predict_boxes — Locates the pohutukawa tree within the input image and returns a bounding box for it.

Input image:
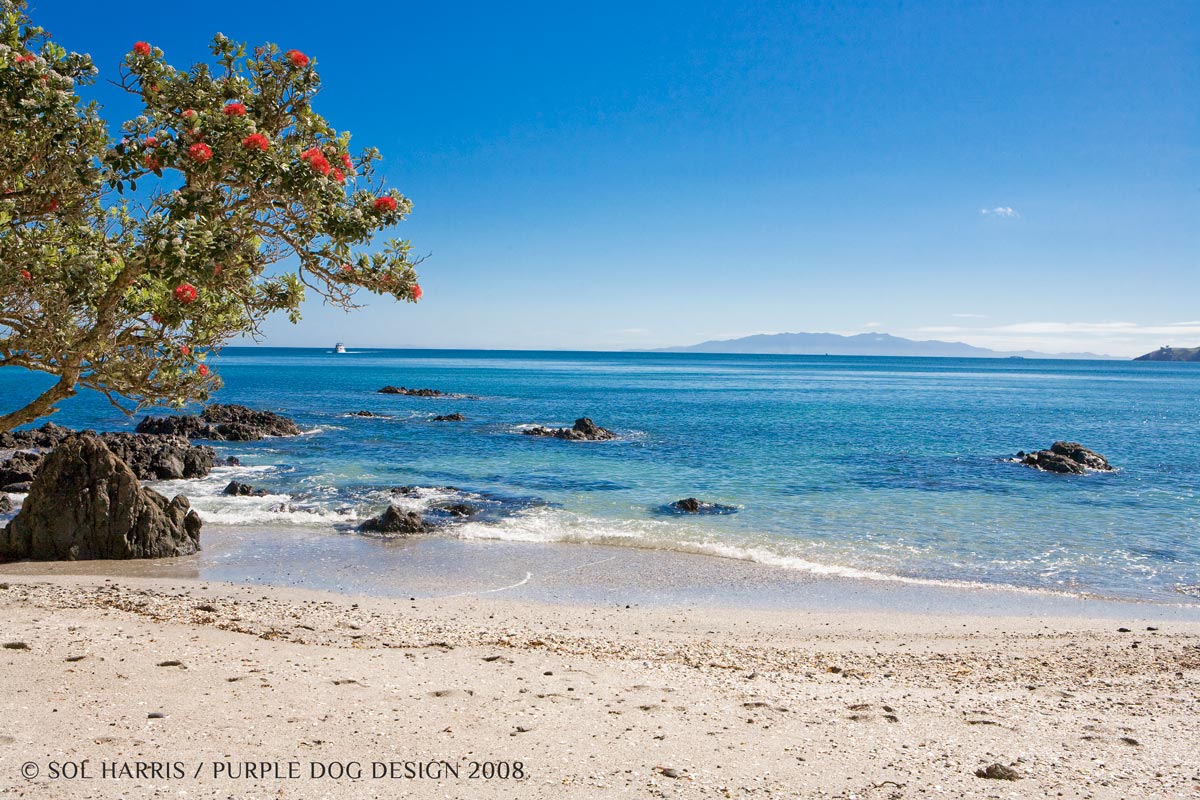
[0,0,421,431]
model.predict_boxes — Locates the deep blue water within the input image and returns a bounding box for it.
[2,348,1199,602]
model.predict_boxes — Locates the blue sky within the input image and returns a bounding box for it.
[34,0,1198,356]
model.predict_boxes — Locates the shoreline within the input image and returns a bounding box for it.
[1,573,1198,798]
[3,528,1200,622]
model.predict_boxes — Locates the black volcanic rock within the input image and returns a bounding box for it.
[137,404,301,441]
[378,386,448,397]
[523,417,616,441]
[359,505,426,535]
[666,498,738,515]
[0,428,214,482]
[432,413,466,422]
[1133,346,1200,362]
[1019,441,1114,474]
[223,481,267,497]
[0,435,201,561]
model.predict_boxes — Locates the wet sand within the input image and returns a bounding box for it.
[1,567,1199,799]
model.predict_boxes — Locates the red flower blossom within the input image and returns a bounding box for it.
[15,54,35,64]
[144,136,157,147]
[411,284,423,301]
[223,102,246,117]
[340,153,353,171]
[174,283,198,304]
[242,133,270,151]
[151,314,164,324]
[182,109,196,120]
[309,154,330,175]
[144,154,161,171]
[285,49,309,67]
[133,42,151,57]
[44,199,59,212]
[332,168,345,183]
[188,142,212,163]
[19,269,31,282]
[300,147,321,162]
[180,345,190,356]
[341,264,353,273]
[373,196,397,212]
[198,364,209,377]
[213,264,223,275]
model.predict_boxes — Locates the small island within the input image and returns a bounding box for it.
[1134,346,1200,362]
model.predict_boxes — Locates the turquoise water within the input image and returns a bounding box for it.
[2,348,1198,603]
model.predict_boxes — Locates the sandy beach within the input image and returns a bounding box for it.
[1,571,1198,799]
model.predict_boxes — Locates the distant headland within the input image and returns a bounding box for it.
[1133,346,1200,362]
[654,332,1115,360]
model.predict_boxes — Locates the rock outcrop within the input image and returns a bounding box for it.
[666,498,738,514]
[378,386,450,397]
[136,404,301,441]
[1018,441,1114,474]
[0,435,201,561]
[432,413,466,422]
[0,426,215,483]
[358,505,426,535]
[223,481,268,497]
[523,417,616,441]
[0,495,11,514]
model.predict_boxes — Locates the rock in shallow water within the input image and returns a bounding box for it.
[223,481,267,497]
[523,417,616,441]
[432,413,466,422]
[1018,441,1113,474]
[358,505,426,535]
[665,497,738,515]
[0,435,201,561]
[136,404,300,441]
[0,426,215,482]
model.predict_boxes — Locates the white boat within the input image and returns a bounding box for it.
[333,342,347,354]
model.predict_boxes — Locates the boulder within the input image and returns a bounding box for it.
[0,435,201,561]
[358,505,426,535]
[1,482,31,493]
[136,404,301,441]
[0,495,11,513]
[666,498,738,515]
[98,432,215,480]
[223,481,267,497]
[1020,441,1113,474]
[523,417,616,441]
[350,410,378,417]
[436,503,478,518]
[432,413,466,422]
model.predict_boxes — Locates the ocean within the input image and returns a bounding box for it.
[2,348,1198,605]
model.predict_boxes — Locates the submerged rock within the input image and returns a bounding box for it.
[378,386,450,397]
[665,498,738,515]
[223,481,268,497]
[523,417,616,441]
[0,435,201,561]
[1019,441,1113,474]
[435,503,478,518]
[136,404,301,441]
[350,410,378,417]
[359,505,426,535]
[432,413,466,422]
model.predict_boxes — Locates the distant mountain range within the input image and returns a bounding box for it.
[1133,346,1200,362]
[653,332,1116,359]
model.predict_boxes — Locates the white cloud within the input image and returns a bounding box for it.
[905,320,1200,357]
[863,321,882,328]
[980,206,1019,219]
[952,313,987,319]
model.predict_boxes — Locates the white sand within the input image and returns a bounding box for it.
[1,574,1198,799]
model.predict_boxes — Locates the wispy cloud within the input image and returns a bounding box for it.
[863,321,882,328]
[952,312,987,319]
[980,206,1019,219]
[904,320,1200,357]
